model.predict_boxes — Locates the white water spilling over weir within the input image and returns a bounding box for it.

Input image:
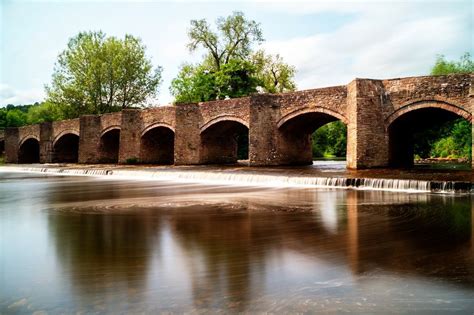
[2,166,471,194]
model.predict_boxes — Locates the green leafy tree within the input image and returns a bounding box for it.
[188,11,263,71]
[171,12,296,103]
[252,50,296,93]
[312,121,347,158]
[5,109,27,127]
[46,31,162,118]
[431,52,474,75]
[26,101,65,124]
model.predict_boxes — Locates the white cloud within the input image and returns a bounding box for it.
[0,84,45,106]
[263,1,471,89]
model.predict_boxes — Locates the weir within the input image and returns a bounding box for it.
[1,166,472,194]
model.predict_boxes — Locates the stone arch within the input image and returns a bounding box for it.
[200,117,249,164]
[100,125,121,137]
[277,107,348,129]
[200,115,249,133]
[19,135,40,147]
[386,100,472,168]
[140,123,175,164]
[277,107,348,165]
[18,137,40,163]
[52,132,80,163]
[141,122,175,137]
[99,127,121,163]
[385,100,472,128]
[52,130,80,147]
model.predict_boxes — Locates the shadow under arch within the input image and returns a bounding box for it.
[278,108,348,165]
[200,117,249,164]
[99,127,121,163]
[140,123,175,164]
[53,132,80,163]
[18,136,40,163]
[386,101,472,168]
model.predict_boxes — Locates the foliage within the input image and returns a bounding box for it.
[171,12,296,103]
[312,121,347,158]
[0,102,66,129]
[417,52,473,161]
[187,11,263,71]
[252,50,296,93]
[430,52,474,75]
[125,157,139,164]
[46,31,162,118]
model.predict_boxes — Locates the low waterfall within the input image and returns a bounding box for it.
[2,166,471,194]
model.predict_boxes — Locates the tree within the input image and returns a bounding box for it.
[46,31,162,118]
[188,11,263,71]
[312,121,347,158]
[171,12,296,103]
[430,52,474,75]
[252,50,296,93]
[26,101,65,124]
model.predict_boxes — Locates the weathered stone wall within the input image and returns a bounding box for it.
[3,74,472,168]
[174,103,201,165]
[382,74,472,118]
[18,124,41,146]
[52,119,80,145]
[199,97,250,130]
[5,128,20,163]
[78,115,101,163]
[140,106,176,133]
[100,112,122,134]
[276,86,348,124]
[346,79,388,169]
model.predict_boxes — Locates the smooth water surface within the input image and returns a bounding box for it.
[1,172,473,314]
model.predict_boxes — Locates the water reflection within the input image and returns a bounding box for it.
[1,173,473,313]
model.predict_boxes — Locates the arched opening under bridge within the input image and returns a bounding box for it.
[140,126,175,164]
[99,128,120,163]
[278,110,347,166]
[200,119,249,164]
[53,133,79,163]
[19,138,40,163]
[388,106,472,168]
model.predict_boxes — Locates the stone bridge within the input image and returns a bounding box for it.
[3,74,473,168]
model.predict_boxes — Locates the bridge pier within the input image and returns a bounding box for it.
[118,109,142,164]
[4,128,19,163]
[249,94,286,165]
[39,122,53,163]
[174,103,202,165]
[78,115,102,163]
[346,79,389,169]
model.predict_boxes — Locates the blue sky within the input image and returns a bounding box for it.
[0,0,472,106]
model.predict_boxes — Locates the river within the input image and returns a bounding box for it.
[0,169,473,314]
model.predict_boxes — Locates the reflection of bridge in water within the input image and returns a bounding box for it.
[3,74,473,169]
[44,180,473,312]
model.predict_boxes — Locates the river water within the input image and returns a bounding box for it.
[1,170,473,314]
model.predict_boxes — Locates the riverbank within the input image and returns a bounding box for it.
[1,162,472,194]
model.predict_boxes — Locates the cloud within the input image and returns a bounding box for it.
[262,1,471,89]
[0,84,45,106]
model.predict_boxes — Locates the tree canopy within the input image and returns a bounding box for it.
[46,31,162,118]
[171,12,296,103]
[430,52,474,75]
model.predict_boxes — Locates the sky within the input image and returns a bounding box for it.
[0,0,472,107]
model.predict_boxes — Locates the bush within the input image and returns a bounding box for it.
[125,157,139,164]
